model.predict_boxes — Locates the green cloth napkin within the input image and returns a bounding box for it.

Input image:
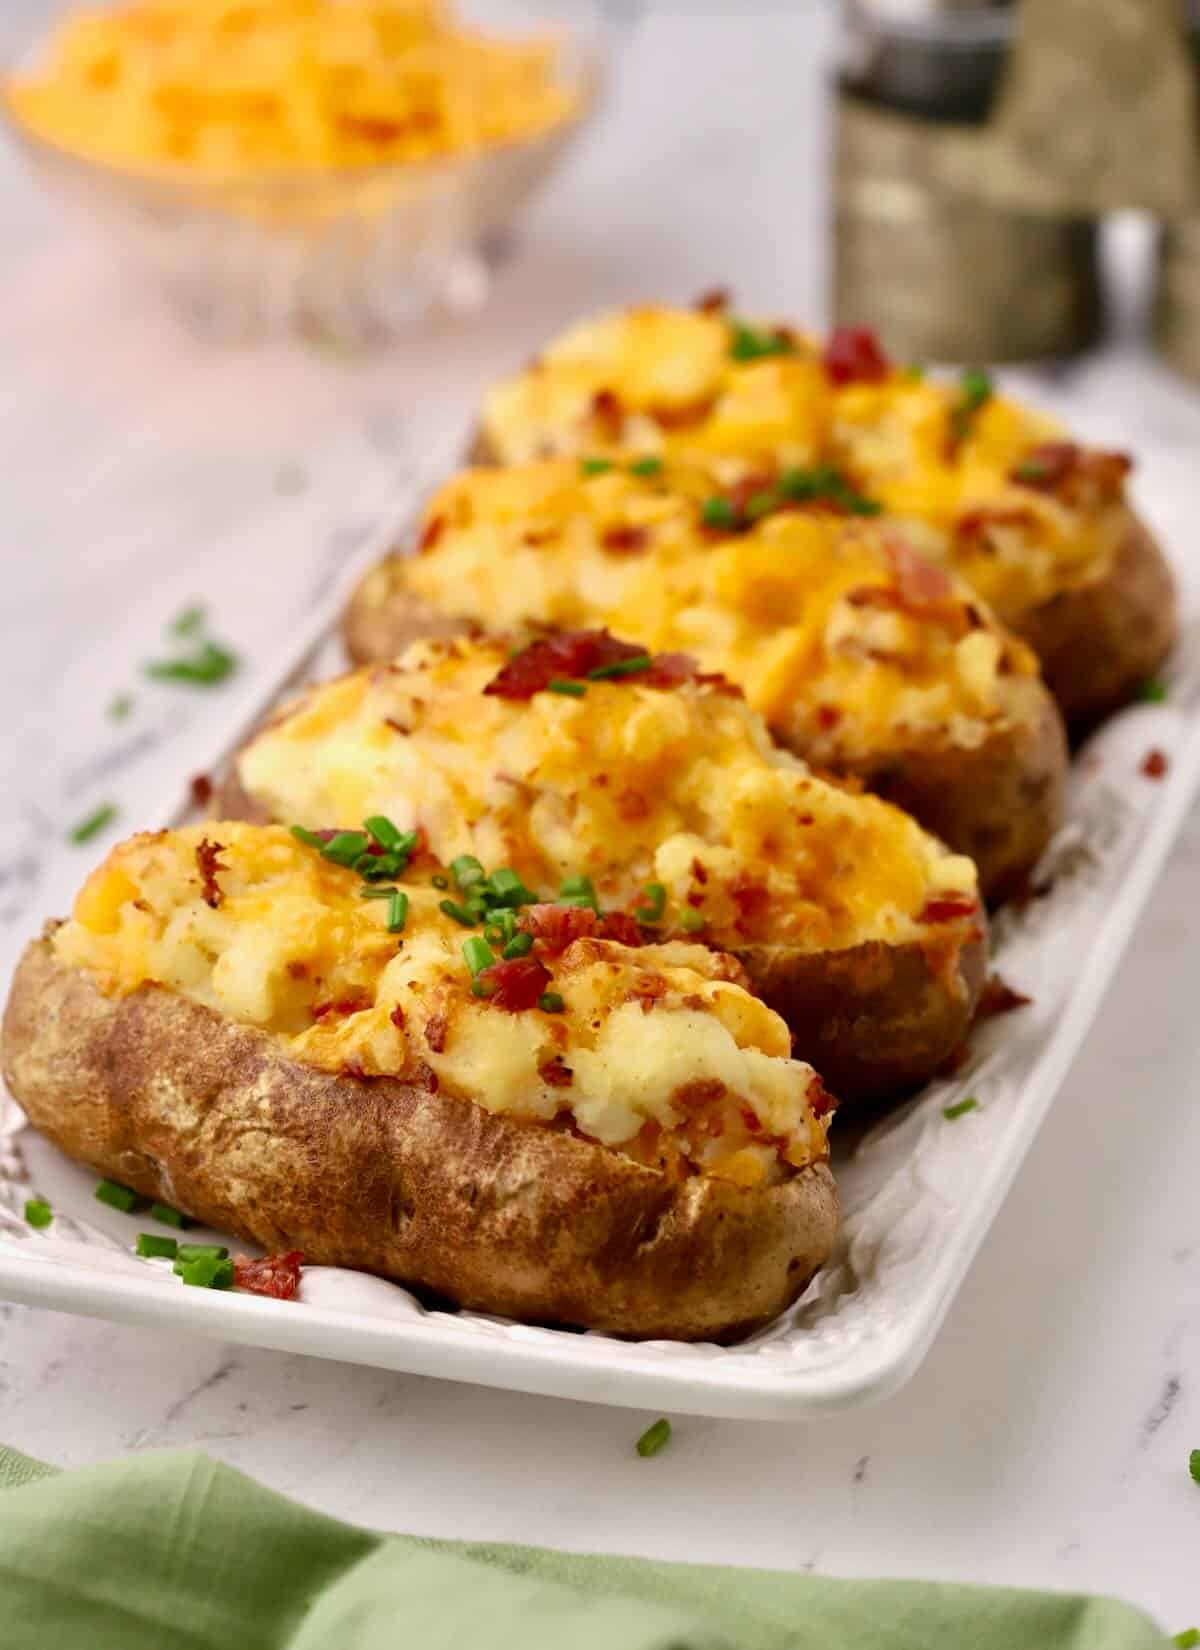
[0,1443,1176,1650]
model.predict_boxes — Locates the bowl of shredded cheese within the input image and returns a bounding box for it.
[1,0,602,341]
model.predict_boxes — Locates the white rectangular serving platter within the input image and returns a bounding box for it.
[2,503,1199,1420]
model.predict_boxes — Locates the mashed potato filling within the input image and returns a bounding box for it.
[53,824,832,1184]
[235,637,979,954]
[479,304,1128,620]
[388,467,1038,759]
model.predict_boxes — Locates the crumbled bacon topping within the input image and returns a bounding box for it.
[477,955,552,1011]
[823,326,891,386]
[233,1251,303,1301]
[590,387,624,441]
[538,1054,574,1087]
[312,993,373,1020]
[483,629,738,701]
[195,837,227,910]
[601,523,649,554]
[693,287,731,314]
[190,773,213,809]
[1141,747,1168,780]
[424,1012,448,1053]
[1009,442,1132,502]
[883,539,957,607]
[419,514,446,553]
[955,504,1036,542]
[918,894,978,923]
[518,903,648,955]
[808,1075,837,1119]
[389,1003,406,1029]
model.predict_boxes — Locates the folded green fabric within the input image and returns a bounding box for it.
[0,1442,1175,1650]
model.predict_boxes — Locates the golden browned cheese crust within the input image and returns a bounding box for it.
[1014,510,1178,729]
[2,936,838,1341]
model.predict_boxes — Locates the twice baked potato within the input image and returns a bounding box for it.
[1,823,839,1342]
[343,467,1066,901]
[217,633,988,1101]
[463,300,1177,723]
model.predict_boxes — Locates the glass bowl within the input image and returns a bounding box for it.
[0,1,604,344]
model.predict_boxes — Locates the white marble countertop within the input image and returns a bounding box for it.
[3,4,1200,1634]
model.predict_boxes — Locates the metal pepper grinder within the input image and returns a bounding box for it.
[834,0,1102,362]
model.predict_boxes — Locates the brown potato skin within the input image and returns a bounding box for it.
[734,927,987,1103]
[787,677,1068,907]
[2,936,838,1342]
[1012,509,1178,729]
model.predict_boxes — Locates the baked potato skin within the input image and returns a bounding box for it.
[2,935,838,1342]
[800,677,1068,907]
[735,928,987,1103]
[1014,509,1178,729]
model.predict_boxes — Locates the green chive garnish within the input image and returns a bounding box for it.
[629,456,663,477]
[70,804,118,845]
[363,815,405,850]
[431,874,449,889]
[943,1097,979,1121]
[463,935,494,976]
[24,1199,52,1229]
[635,1418,672,1457]
[386,891,409,934]
[559,874,599,911]
[587,655,652,681]
[1174,1630,1200,1647]
[145,641,237,687]
[1190,1449,1200,1485]
[677,908,705,932]
[360,885,399,899]
[170,604,206,638]
[149,1202,193,1230]
[1137,678,1168,704]
[440,899,477,928]
[745,486,782,523]
[450,854,485,890]
[950,368,993,447]
[904,363,926,381]
[502,932,534,960]
[580,457,613,477]
[635,882,667,923]
[729,321,793,362]
[546,679,587,697]
[108,694,134,721]
[179,1254,234,1290]
[487,868,533,907]
[95,1179,140,1213]
[538,992,566,1014]
[320,831,370,868]
[701,495,737,530]
[471,978,495,998]
[136,1233,178,1260]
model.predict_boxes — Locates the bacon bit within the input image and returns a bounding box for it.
[808,1075,837,1119]
[616,786,650,822]
[674,1078,727,1109]
[517,903,647,954]
[729,875,770,931]
[693,287,730,314]
[823,326,891,385]
[976,974,1032,1021]
[816,704,841,731]
[1009,442,1131,502]
[627,975,669,1013]
[690,858,709,885]
[342,1059,368,1080]
[601,523,649,555]
[740,1106,762,1135]
[956,504,1037,543]
[384,718,411,737]
[418,514,446,553]
[591,387,624,441]
[1141,747,1169,780]
[538,1054,574,1088]
[649,396,717,431]
[233,1250,303,1301]
[1009,442,1078,492]
[312,993,372,1020]
[195,837,227,910]
[286,960,308,980]
[477,955,552,1011]
[918,894,978,923]
[883,539,956,606]
[390,1003,406,1029]
[598,911,646,947]
[425,1013,448,1053]
[190,773,213,809]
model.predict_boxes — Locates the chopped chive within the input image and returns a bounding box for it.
[677,907,705,932]
[471,978,496,998]
[484,924,506,948]
[629,456,663,477]
[559,874,599,912]
[904,363,926,381]
[634,882,667,923]
[170,604,207,638]
[487,869,533,908]
[635,1418,672,1457]
[961,367,992,409]
[431,874,449,890]
[1137,678,1168,704]
[744,486,782,523]
[95,1179,140,1213]
[317,831,367,867]
[701,495,737,530]
[1190,1449,1200,1485]
[363,815,405,850]
[136,1233,178,1260]
[546,679,587,697]
[179,1254,234,1290]
[1174,1630,1200,1647]
[149,1202,193,1230]
[290,825,325,850]
[538,991,566,1014]
[502,931,534,960]
[579,457,613,477]
[145,641,237,687]
[386,891,409,934]
[450,854,486,891]
[943,1097,979,1121]
[70,804,118,845]
[360,884,400,900]
[463,935,494,976]
[176,1244,229,1262]
[24,1198,52,1229]
[108,694,134,721]
[587,655,652,681]
[729,320,793,362]
[440,899,477,928]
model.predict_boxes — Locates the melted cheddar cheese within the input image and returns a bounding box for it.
[55,824,831,1184]
[379,464,1038,758]
[479,304,1132,620]
[235,637,979,954]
